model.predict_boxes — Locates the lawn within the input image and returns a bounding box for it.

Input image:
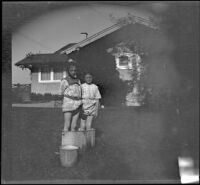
[4,103,198,182]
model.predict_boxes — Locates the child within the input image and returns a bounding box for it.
[79,73,101,130]
[60,62,82,132]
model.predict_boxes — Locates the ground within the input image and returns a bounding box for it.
[5,102,199,182]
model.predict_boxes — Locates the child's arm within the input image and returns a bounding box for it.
[59,79,69,98]
[94,99,100,118]
[94,86,101,117]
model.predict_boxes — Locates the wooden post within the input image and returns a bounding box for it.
[85,129,96,147]
[76,130,87,153]
[61,131,76,146]
[61,131,87,152]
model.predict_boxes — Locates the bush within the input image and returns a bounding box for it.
[30,93,61,102]
[31,93,44,101]
[12,90,22,103]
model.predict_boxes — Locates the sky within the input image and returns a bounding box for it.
[12,2,154,84]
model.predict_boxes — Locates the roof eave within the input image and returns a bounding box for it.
[15,53,69,68]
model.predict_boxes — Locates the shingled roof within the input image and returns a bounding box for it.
[54,43,77,54]
[15,53,69,68]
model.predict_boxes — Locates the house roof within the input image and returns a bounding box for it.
[15,53,69,68]
[54,43,77,54]
[15,15,158,68]
[58,16,159,55]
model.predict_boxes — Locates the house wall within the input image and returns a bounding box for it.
[30,24,161,101]
[31,72,61,95]
[69,23,159,105]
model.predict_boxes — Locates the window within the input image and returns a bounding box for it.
[53,67,63,80]
[116,53,133,69]
[119,56,129,66]
[41,66,51,81]
[38,66,66,83]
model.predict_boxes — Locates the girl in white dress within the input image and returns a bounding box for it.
[79,73,101,130]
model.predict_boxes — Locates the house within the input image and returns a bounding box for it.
[15,16,161,106]
[15,53,69,95]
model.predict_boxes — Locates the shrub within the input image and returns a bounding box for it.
[30,93,61,102]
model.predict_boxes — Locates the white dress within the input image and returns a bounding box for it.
[81,83,101,116]
[60,78,82,112]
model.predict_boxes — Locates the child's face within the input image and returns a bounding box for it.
[68,66,77,79]
[85,74,93,84]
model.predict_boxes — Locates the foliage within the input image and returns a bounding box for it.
[26,52,33,58]
[109,12,137,26]
[109,12,159,28]
[12,90,61,103]
[30,93,61,102]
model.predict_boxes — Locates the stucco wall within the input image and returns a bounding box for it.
[31,72,61,94]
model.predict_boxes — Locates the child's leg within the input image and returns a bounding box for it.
[64,112,72,131]
[71,110,80,131]
[79,113,87,130]
[86,116,94,130]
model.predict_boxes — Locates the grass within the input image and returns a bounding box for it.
[3,103,198,182]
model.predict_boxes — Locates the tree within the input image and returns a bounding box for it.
[109,12,159,28]
[26,52,33,57]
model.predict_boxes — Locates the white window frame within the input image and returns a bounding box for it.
[115,53,134,70]
[38,67,66,83]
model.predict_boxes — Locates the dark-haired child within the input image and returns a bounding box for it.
[60,62,82,132]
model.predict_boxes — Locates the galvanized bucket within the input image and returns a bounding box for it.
[59,145,78,167]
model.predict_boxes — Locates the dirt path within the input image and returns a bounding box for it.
[12,101,56,108]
